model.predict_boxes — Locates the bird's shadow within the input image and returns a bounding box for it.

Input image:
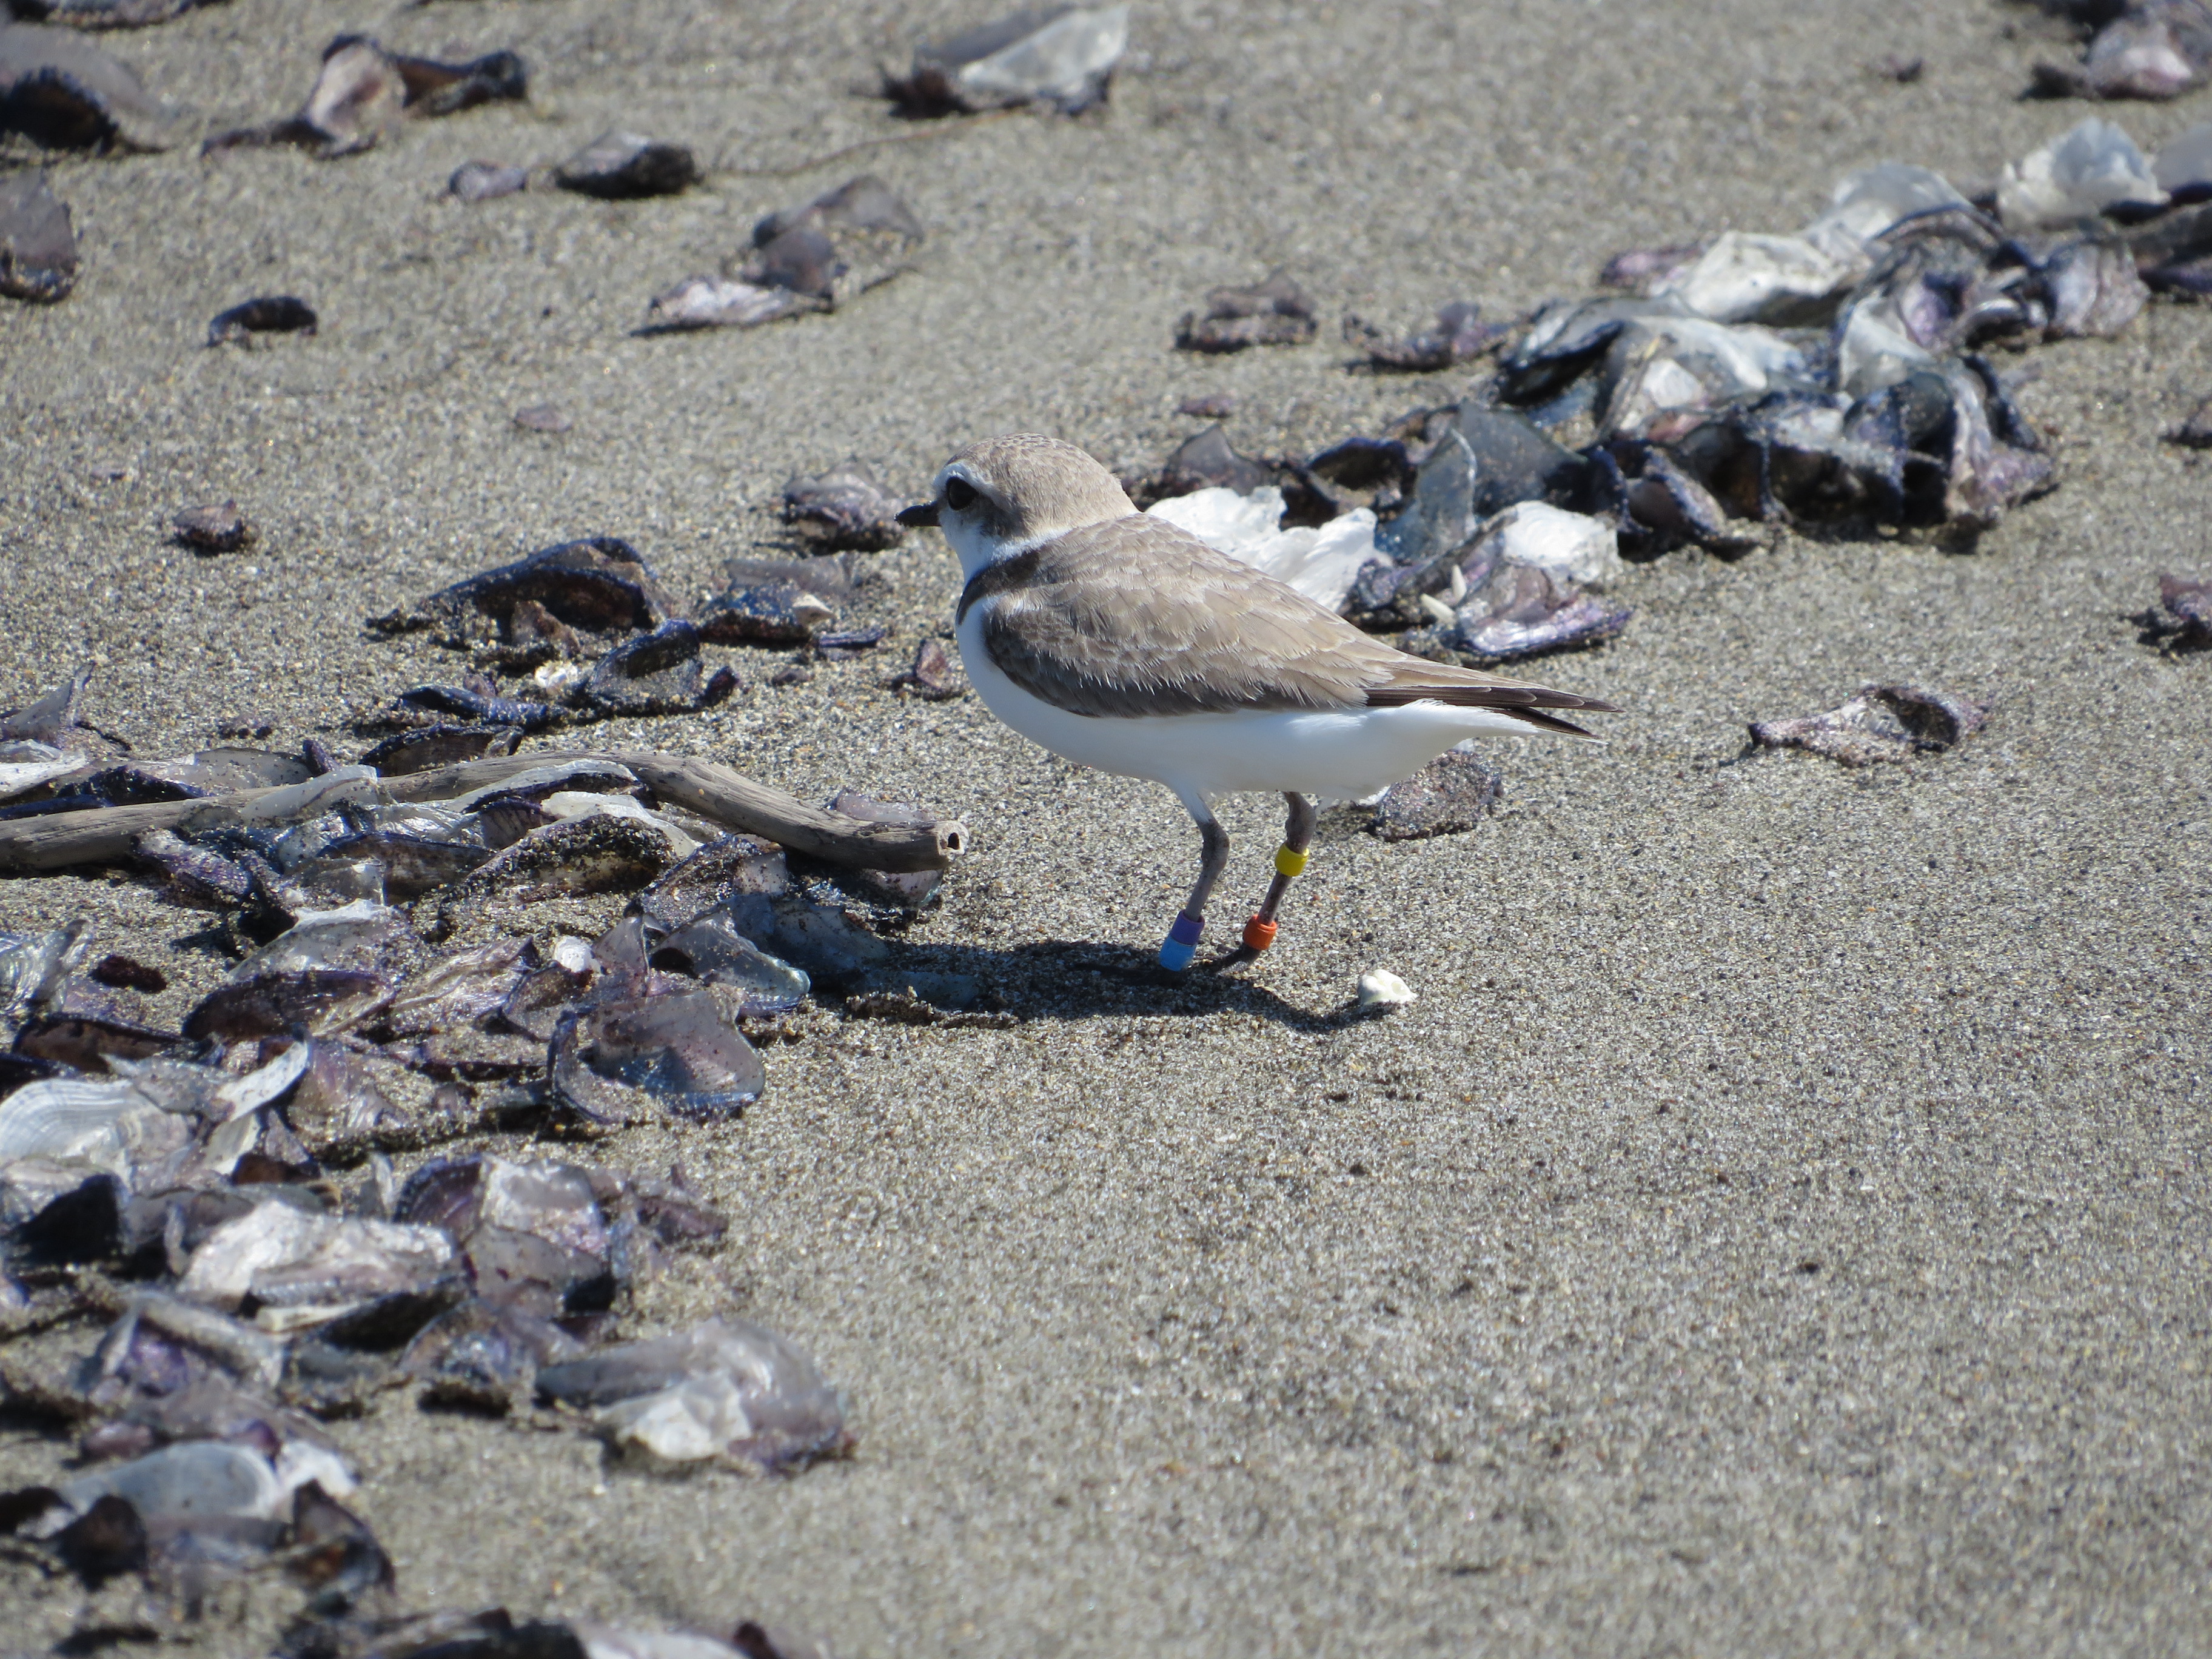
[885,936,1374,1033]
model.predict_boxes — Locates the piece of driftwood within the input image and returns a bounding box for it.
[0,749,966,874]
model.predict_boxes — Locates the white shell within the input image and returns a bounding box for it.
[1356,969,1416,1011]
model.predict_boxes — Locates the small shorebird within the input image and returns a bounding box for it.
[897,434,1619,971]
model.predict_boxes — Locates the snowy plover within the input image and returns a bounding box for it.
[898,434,1618,971]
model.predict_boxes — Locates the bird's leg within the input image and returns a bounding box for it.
[1159,794,1229,971]
[1218,792,1315,969]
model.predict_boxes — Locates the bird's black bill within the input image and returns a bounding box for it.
[896,500,940,528]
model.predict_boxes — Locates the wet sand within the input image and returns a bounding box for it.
[2,0,2210,1652]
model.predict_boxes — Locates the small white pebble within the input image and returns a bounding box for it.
[1357,968,1415,1011]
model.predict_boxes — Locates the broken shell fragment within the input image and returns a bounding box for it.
[512,401,569,432]
[1750,683,1989,766]
[208,295,317,347]
[0,169,76,302]
[452,159,528,203]
[1356,969,1416,1011]
[535,1316,850,1472]
[1176,272,1318,352]
[1366,744,1503,841]
[556,131,699,199]
[780,462,907,551]
[0,22,175,150]
[172,500,252,552]
[888,2,1129,116]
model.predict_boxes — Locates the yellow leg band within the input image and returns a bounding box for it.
[1274,845,1309,879]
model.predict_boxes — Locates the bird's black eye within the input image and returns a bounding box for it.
[942,477,977,511]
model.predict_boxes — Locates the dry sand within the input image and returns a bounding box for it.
[2,0,2210,1651]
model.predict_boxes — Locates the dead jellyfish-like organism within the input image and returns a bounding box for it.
[632,834,790,934]
[2031,2,2212,100]
[204,36,526,159]
[0,170,76,302]
[2146,571,2211,648]
[208,295,317,346]
[746,175,925,306]
[451,159,528,202]
[650,911,811,1014]
[172,500,252,552]
[1175,272,1318,352]
[555,130,699,198]
[1749,683,1989,766]
[0,22,176,151]
[358,723,522,776]
[698,558,846,646]
[1341,301,1504,371]
[781,463,907,551]
[886,3,1130,116]
[535,1316,851,1472]
[1366,743,1504,842]
[576,620,740,717]
[367,536,679,649]
[550,990,767,1126]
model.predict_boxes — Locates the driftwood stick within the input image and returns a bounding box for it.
[606,749,965,873]
[0,749,968,874]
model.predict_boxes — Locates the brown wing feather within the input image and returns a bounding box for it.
[964,514,1621,725]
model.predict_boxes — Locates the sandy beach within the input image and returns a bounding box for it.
[2,0,2209,1651]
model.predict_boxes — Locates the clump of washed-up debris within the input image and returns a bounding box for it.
[0,657,989,1641]
[1127,121,2212,705]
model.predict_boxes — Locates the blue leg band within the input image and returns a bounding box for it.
[1158,910,1204,971]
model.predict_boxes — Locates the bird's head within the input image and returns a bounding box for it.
[897,434,1134,579]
